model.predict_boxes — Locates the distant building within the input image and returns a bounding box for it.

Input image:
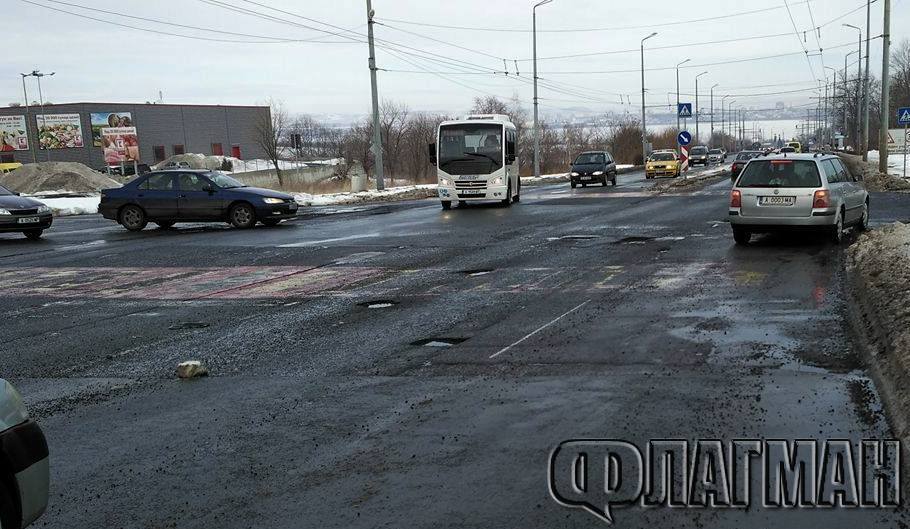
[775,101,785,110]
[0,102,270,168]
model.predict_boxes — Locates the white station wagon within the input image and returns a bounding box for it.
[729,153,869,245]
[0,379,48,529]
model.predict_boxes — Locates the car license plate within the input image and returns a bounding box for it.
[460,189,484,195]
[17,217,40,224]
[581,176,592,180]
[759,196,795,206]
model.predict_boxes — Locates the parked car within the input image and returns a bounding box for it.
[100,163,151,177]
[0,185,53,240]
[160,161,192,170]
[729,153,868,245]
[707,149,725,164]
[99,170,299,231]
[730,150,763,181]
[689,145,710,166]
[570,151,617,188]
[645,151,681,178]
[0,379,49,529]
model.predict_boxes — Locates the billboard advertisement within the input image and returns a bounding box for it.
[91,112,133,147]
[0,115,29,151]
[101,127,140,164]
[36,113,84,149]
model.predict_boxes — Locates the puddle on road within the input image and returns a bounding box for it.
[460,269,495,277]
[547,235,600,241]
[613,236,655,245]
[410,337,469,347]
[168,321,210,330]
[358,300,400,309]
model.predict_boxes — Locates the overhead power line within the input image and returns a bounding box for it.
[375,1,819,33]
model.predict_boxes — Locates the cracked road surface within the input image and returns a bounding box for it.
[3,169,909,528]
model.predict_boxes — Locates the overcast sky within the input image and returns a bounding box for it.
[5,0,908,119]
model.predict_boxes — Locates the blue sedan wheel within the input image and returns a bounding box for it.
[229,203,256,229]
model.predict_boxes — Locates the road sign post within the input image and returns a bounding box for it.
[899,107,910,178]
[677,130,692,174]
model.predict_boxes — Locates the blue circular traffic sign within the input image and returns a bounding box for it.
[677,131,692,146]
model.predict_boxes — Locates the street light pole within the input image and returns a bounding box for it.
[824,66,835,147]
[675,58,690,143]
[845,50,858,146]
[862,0,871,161]
[694,71,707,145]
[721,95,731,150]
[19,73,37,164]
[844,24,862,152]
[30,70,54,162]
[532,0,553,179]
[710,83,719,148]
[640,32,657,165]
[879,0,891,175]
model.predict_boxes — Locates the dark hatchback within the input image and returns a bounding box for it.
[570,151,617,188]
[0,185,53,240]
[99,170,298,231]
[730,151,764,181]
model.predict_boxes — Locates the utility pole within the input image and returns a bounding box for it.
[640,32,657,166]
[863,0,872,160]
[19,73,37,164]
[710,83,718,148]
[366,0,385,190]
[845,50,857,145]
[879,0,891,175]
[695,71,707,145]
[532,0,553,179]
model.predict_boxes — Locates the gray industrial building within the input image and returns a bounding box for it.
[0,102,270,168]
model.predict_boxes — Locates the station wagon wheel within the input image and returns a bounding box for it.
[229,203,256,229]
[858,201,870,231]
[23,229,43,241]
[119,205,148,232]
[831,209,845,244]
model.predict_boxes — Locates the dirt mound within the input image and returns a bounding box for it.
[0,162,120,194]
[837,153,910,192]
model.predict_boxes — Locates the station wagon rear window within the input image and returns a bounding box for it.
[737,160,821,188]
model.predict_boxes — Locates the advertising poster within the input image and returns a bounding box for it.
[0,115,29,151]
[36,113,84,149]
[91,112,133,147]
[101,127,140,164]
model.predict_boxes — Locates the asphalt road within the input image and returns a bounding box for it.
[4,166,910,528]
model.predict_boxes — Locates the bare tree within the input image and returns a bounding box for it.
[890,39,910,128]
[255,100,289,187]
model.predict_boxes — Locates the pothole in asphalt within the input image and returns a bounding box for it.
[547,235,600,241]
[613,236,655,244]
[410,337,469,347]
[358,300,399,309]
[460,269,494,276]
[169,321,210,330]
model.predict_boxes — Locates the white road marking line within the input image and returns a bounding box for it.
[489,299,592,359]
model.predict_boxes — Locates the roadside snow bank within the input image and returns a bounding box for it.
[847,222,910,441]
[1,162,119,194]
[294,184,437,206]
[651,166,729,194]
[868,150,908,178]
[839,153,910,192]
[37,195,100,216]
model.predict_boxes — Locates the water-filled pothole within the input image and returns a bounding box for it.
[410,337,469,347]
[461,269,494,276]
[169,321,210,330]
[613,236,655,244]
[358,300,399,309]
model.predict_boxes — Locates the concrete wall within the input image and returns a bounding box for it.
[0,103,269,169]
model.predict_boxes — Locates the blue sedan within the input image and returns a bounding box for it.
[99,170,298,231]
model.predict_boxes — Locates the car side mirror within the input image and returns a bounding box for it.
[428,143,437,166]
[203,183,215,193]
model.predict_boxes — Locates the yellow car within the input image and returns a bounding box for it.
[645,151,681,178]
[0,162,22,175]
[787,141,802,153]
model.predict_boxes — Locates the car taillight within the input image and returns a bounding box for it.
[813,190,830,208]
[730,190,742,208]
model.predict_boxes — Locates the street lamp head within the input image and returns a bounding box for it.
[842,23,860,32]
[711,83,719,89]
[677,58,691,68]
[534,0,553,9]
[696,71,708,79]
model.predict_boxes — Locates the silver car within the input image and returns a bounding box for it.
[729,153,869,245]
[0,380,49,529]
